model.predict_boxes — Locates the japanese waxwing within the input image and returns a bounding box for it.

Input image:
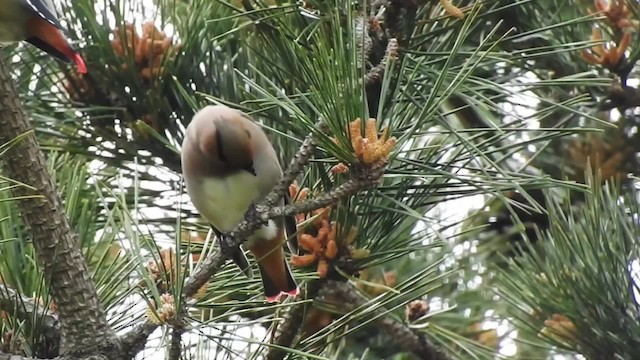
[0,0,87,73]
[182,105,299,303]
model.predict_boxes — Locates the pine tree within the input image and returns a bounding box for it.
[0,0,637,359]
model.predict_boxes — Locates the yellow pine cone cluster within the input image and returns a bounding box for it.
[291,219,338,278]
[288,182,367,277]
[147,293,176,324]
[355,269,396,296]
[288,181,331,227]
[330,163,349,175]
[539,314,577,347]
[146,248,178,282]
[467,323,499,349]
[346,118,397,166]
[140,248,207,298]
[405,299,429,322]
[111,21,181,80]
[329,118,395,184]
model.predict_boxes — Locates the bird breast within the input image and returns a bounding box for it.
[185,170,278,243]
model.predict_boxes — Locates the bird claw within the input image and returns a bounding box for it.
[218,232,236,255]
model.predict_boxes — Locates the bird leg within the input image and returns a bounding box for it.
[218,232,237,257]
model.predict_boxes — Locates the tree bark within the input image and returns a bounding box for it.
[0,57,118,357]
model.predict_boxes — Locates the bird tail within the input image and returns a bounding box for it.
[258,257,298,303]
[250,237,299,303]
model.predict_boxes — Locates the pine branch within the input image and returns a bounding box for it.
[261,166,384,220]
[184,162,384,298]
[119,127,322,354]
[0,58,118,356]
[168,325,183,359]
[119,321,158,359]
[266,280,325,360]
[261,129,318,208]
[321,281,451,360]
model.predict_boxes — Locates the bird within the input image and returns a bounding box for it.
[0,0,87,73]
[181,105,299,303]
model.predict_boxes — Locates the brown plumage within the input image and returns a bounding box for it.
[181,105,298,302]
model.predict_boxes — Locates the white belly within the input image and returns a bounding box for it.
[186,172,277,244]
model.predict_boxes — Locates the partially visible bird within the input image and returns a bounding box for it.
[0,0,87,73]
[182,105,299,303]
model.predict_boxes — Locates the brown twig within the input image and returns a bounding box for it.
[262,164,385,221]
[119,321,158,359]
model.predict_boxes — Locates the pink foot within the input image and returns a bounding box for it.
[286,287,300,297]
[265,293,283,303]
[265,288,300,303]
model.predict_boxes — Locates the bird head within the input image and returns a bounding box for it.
[189,105,255,174]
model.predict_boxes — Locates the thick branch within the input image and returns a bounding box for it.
[0,58,118,356]
[320,281,450,360]
[168,326,183,359]
[120,321,158,359]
